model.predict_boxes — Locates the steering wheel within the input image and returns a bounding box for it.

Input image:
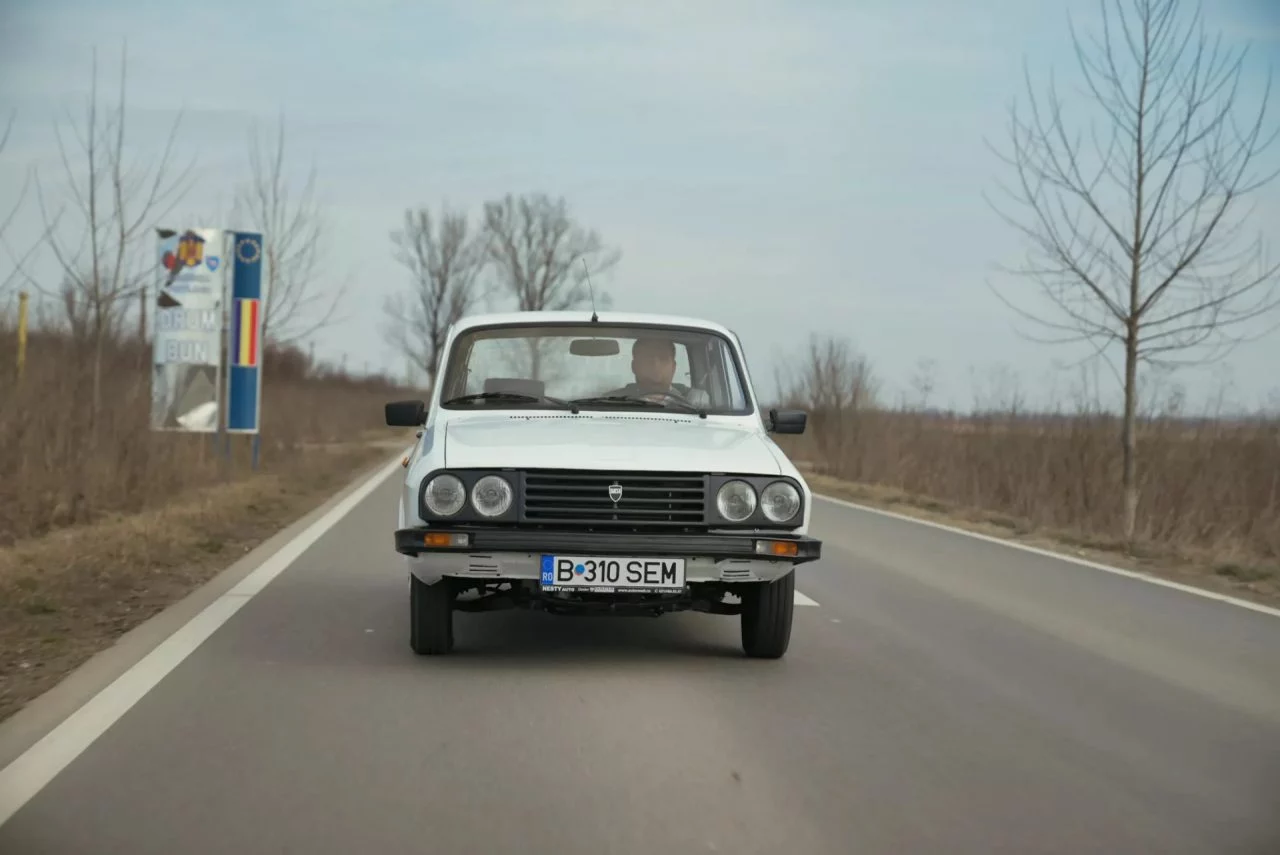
[642,387,697,406]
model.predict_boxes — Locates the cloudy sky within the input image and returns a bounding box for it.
[2,0,1277,413]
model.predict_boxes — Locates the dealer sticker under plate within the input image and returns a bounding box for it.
[540,555,686,592]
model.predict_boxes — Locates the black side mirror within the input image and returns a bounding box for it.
[768,408,807,435]
[385,400,426,427]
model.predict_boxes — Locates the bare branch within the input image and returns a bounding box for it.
[480,192,621,313]
[0,110,47,296]
[233,109,344,345]
[0,111,30,240]
[27,40,197,426]
[382,204,484,386]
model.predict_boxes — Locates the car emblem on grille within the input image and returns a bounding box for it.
[608,482,623,503]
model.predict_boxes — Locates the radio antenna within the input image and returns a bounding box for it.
[582,258,599,322]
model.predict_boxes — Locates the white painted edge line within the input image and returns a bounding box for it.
[0,452,408,829]
[814,492,1280,620]
[794,591,820,607]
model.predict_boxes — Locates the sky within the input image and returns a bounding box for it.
[1,0,1278,414]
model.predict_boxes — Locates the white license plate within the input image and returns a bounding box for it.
[539,555,686,592]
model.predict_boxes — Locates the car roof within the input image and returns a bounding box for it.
[449,310,738,339]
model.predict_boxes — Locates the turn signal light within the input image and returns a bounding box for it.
[754,539,799,557]
[423,532,469,548]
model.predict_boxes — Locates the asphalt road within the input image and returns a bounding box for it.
[2,459,1279,854]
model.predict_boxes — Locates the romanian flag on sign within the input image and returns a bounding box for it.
[233,298,260,368]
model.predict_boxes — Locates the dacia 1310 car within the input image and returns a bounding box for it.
[385,311,821,658]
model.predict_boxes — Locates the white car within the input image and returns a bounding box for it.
[385,310,822,658]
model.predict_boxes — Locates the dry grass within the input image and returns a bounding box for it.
[772,335,1280,603]
[0,318,413,544]
[799,470,1280,608]
[0,443,392,724]
[0,315,417,723]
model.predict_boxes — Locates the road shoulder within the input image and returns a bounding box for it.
[803,469,1280,612]
[0,445,404,766]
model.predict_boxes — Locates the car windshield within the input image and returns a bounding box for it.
[439,322,753,415]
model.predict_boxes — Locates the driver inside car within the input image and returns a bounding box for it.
[607,336,710,406]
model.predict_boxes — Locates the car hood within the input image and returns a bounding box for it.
[442,413,783,474]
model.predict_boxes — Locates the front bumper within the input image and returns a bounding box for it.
[394,527,822,586]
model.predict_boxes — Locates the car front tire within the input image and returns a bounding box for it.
[740,570,795,659]
[410,574,454,655]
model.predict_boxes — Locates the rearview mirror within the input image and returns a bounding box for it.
[768,408,807,435]
[385,399,426,427]
[569,338,620,356]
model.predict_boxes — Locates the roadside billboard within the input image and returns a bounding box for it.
[149,228,228,432]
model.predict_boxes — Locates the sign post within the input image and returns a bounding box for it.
[15,291,28,382]
[226,231,265,465]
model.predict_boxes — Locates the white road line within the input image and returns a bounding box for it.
[0,453,409,829]
[795,591,820,607]
[814,493,1280,620]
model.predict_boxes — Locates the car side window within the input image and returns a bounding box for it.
[702,337,748,411]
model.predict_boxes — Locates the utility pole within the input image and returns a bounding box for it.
[137,286,147,370]
[16,291,29,382]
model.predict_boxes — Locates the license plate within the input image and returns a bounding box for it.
[539,555,686,592]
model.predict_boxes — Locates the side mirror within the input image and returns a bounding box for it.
[385,399,426,427]
[768,408,807,435]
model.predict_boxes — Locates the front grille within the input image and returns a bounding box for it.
[521,470,707,527]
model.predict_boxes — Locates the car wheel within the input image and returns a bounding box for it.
[410,574,454,655]
[740,570,795,659]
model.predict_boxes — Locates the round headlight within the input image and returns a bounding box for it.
[471,474,513,517]
[760,481,801,523]
[716,479,757,522]
[424,474,466,516]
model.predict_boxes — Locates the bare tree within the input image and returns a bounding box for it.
[985,0,1280,542]
[908,357,940,410]
[233,110,343,345]
[776,334,879,479]
[26,43,194,428]
[383,204,483,388]
[480,192,621,380]
[481,192,621,312]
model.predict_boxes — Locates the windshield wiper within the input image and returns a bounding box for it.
[570,394,707,418]
[569,394,666,409]
[656,397,708,418]
[443,391,574,410]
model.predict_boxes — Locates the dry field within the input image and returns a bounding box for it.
[771,338,1279,607]
[0,319,415,723]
